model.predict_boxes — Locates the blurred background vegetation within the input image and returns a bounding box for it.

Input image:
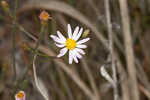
[0,0,150,100]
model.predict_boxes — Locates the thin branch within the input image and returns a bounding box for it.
[104,0,119,100]
[16,24,37,41]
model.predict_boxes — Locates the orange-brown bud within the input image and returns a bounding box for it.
[39,10,51,21]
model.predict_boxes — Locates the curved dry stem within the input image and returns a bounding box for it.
[17,0,108,49]
[33,55,49,100]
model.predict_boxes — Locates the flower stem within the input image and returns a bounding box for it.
[22,25,45,82]
[11,25,16,80]
[13,25,46,95]
[11,0,19,81]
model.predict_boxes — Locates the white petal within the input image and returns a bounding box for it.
[68,24,72,38]
[75,48,85,55]
[57,31,66,41]
[55,43,65,48]
[50,35,65,44]
[72,26,79,40]
[57,48,68,58]
[71,50,79,63]
[73,55,78,63]
[73,49,82,59]
[74,28,83,41]
[76,52,82,59]
[76,44,87,49]
[77,38,90,45]
[69,50,73,64]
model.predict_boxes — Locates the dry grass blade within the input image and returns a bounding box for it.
[55,67,74,100]
[115,52,130,100]
[86,0,101,18]
[17,0,108,48]
[119,0,139,100]
[139,84,150,100]
[81,59,100,100]
[33,55,49,100]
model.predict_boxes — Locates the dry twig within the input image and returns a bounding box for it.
[104,0,119,100]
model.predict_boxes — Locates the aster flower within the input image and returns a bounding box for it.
[50,24,90,64]
[15,91,25,100]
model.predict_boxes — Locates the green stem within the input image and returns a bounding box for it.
[11,0,18,81]
[23,25,45,81]
[14,0,18,14]
[30,49,56,59]
[26,25,45,77]
[11,25,16,80]
[13,25,46,94]
[11,0,18,99]
[34,25,45,52]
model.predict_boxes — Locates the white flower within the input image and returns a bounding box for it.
[15,91,25,100]
[50,24,90,64]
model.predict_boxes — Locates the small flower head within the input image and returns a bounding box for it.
[82,29,90,38]
[39,10,51,21]
[15,91,25,100]
[1,1,10,13]
[50,24,90,64]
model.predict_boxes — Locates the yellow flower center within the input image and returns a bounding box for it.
[66,38,76,50]
[17,92,24,99]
